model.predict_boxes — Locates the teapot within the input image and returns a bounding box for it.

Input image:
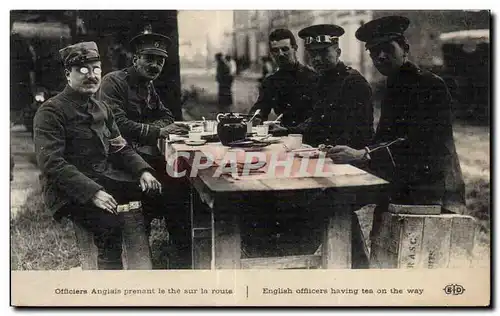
[216,112,247,146]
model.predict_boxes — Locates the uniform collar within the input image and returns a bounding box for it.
[387,61,420,86]
[126,66,151,86]
[278,61,300,72]
[399,61,420,74]
[61,85,94,106]
[321,61,348,77]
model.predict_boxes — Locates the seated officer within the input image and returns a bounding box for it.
[271,24,374,149]
[98,31,191,269]
[325,16,466,241]
[34,42,162,270]
[248,28,317,130]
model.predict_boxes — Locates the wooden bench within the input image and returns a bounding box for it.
[72,201,152,270]
[370,204,478,269]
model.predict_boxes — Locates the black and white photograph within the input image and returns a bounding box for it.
[8,8,491,306]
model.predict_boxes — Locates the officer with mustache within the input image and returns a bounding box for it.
[98,31,192,269]
[34,41,162,270]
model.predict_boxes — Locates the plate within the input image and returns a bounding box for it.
[184,139,207,146]
[228,140,271,149]
[250,136,281,143]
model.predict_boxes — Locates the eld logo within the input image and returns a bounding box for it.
[443,284,466,295]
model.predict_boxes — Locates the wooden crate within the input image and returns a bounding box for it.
[370,212,477,269]
[73,202,152,270]
[388,204,441,215]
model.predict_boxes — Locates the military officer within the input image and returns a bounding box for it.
[248,28,317,129]
[98,31,191,269]
[99,31,189,150]
[34,41,162,270]
[325,16,466,238]
[271,24,374,149]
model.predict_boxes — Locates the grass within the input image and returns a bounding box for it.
[10,187,172,270]
[10,188,80,270]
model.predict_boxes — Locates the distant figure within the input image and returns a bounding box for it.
[226,55,237,77]
[215,53,232,110]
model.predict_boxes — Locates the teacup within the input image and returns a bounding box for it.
[188,131,202,141]
[285,134,303,150]
[255,125,269,137]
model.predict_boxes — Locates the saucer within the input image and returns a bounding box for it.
[184,139,207,146]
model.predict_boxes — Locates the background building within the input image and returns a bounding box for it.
[223,10,490,83]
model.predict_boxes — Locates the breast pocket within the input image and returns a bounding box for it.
[69,127,94,139]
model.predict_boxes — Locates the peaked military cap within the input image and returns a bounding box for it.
[355,15,410,50]
[298,24,345,49]
[59,41,100,67]
[130,31,171,58]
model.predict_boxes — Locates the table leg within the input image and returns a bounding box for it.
[213,202,241,269]
[190,188,212,269]
[322,204,353,269]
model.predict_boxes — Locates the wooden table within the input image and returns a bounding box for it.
[160,137,389,269]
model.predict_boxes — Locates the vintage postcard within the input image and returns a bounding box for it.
[9,9,491,307]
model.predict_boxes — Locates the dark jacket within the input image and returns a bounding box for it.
[249,62,318,129]
[367,62,466,208]
[97,66,175,148]
[34,85,154,219]
[290,62,374,148]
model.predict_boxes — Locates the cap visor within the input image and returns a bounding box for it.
[306,42,334,50]
[67,56,101,66]
[139,48,168,58]
[365,34,402,50]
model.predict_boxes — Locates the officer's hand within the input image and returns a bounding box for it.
[267,122,288,134]
[320,145,365,164]
[92,190,118,214]
[160,123,190,137]
[139,171,162,194]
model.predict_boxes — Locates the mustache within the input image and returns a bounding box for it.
[147,66,161,73]
[83,78,99,84]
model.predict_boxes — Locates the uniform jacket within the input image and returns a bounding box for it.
[34,85,154,218]
[249,62,318,129]
[367,62,466,208]
[98,66,175,148]
[290,62,374,148]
